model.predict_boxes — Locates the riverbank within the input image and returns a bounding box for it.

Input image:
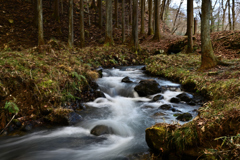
[145,53,240,159]
[0,40,150,134]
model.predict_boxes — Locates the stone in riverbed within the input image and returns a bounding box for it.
[152,94,164,101]
[121,76,133,83]
[176,113,193,122]
[159,104,172,110]
[170,97,181,103]
[134,79,162,97]
[176,93,193,102]
[90,125,114,136]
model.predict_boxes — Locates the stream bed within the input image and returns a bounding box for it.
[0,66,201,160]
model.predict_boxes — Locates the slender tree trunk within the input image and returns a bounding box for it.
[33,0,38,27]
[194,18,197,35]
[122,0,125,43]
[114,0,118,27]
[61,0,63,15]
[91,0,96,9]
[132,0,139,49]
[200,0,217,70]
[228,0,232,30]
[37,0,44,46]
[153,0,160,41]
[164,0,170,22]
[80,0,84,48]
[87,0,91,26]
[171,0,183,33]
[210,2,214,32]
[222,0,227,31]
[140,0,145,34]
[232,0,235,30]
[129,0,132,24]
[105,0,113,45]
[160,0,166,20]
[217,10,220,31]
[98,0,102,28]
[54,0,60,21]
[148,0,153,35]
[68,0,74,48]
[187,0,193,53]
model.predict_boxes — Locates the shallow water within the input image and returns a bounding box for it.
[0,66,200,160]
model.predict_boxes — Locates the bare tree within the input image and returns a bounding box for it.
[228,0,232,30]
[187,0,193,53]
[105,0,114,45]
[132,0,139,49]
[232,0,235,30]
[37,0,44,46]
[200,0,218,70]
[160,0,166,20]
[80,0,84,47]
[68,0,74,48]
[140,0,145,34]
[153,0,160,41]
[171,0,183,34]
[98,0,102,28]
[54,0,60,21]
[122,0,125,43]
[221,0,227,31]
[148,0,154,35]
[114,0,118,27]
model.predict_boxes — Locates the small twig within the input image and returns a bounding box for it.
[0,114,16,135]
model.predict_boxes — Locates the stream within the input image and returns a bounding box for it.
[0,66,200,160]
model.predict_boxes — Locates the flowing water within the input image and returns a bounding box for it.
[0,66,200,160]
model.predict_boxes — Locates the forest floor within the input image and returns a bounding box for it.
[1,0,240,159]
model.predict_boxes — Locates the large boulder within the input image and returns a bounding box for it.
[134,79,162,97]
[145,123,177,152]
[121,76,133,83]
[45,109,83,125]
[170,97,181,103]
[159,104,172,110]
[90,125,113,136]
[152,94,164,101]
[176,93,193,103]
[176,113,193,122]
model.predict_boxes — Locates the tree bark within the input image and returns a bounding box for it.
[54,0,60,21]
[68,0,74,48]
[210,1,214,32]
[187,0,193,53]
[228,0,232,30]
[153,0,160,41]
[33,0,38,27]
[222,0,227,31]
[37,0,44,46]
[200,0,217,70]
[194,18,197,35]
[140,0,145,34]
[129,0,132,24]
[148,0,153,35]
[91,0,96,9]
[114,0,118,27]
[160,0,166,20]
[232,0,235,30]
[105,0,114,45]
[80,0,84,48]
[98,0,102,28]
[132,0,139,49]
[122,0,125,43]
[171,0,183,34]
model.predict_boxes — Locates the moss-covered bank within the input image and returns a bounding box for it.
[145,53,240,159]
[0,40,150,132]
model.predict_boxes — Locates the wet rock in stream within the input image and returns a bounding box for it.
[134,79,162,97]
[176,113,193,122]
[170,97,181,103]
[159,104,172,110]
[90,125,114,136]
[176,93,193,102]
[152,94,164,101]
[121,76,133,83]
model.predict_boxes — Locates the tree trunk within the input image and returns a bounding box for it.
[114,0,118,27]
[210,2,214,32]
[105,0,114,45]
[217,10,220,31]
[80,0,84,48]
[122,0,125,43]
[33,0,38,27]
[194,18,197,35]
[148,0,153,35]
[68,0,74,48]
[132,0,139,49]
[140,0,145,34]
[129,0,132,24]
[91,0,96,9]
[98,0,102,28]
[54,0,60,21]
[200,0,217,70]
[37,0,44,46]
[232,0,235,30]
[171,0,183,34]
[228,0,232,30]
[87,0,91,26]
[222,0,227,31]
[187,0,193,53]
[164,0,170,22]
[160,0,166,21]
[153,0,160,41]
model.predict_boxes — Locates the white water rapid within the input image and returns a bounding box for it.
[0,66,200,160]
